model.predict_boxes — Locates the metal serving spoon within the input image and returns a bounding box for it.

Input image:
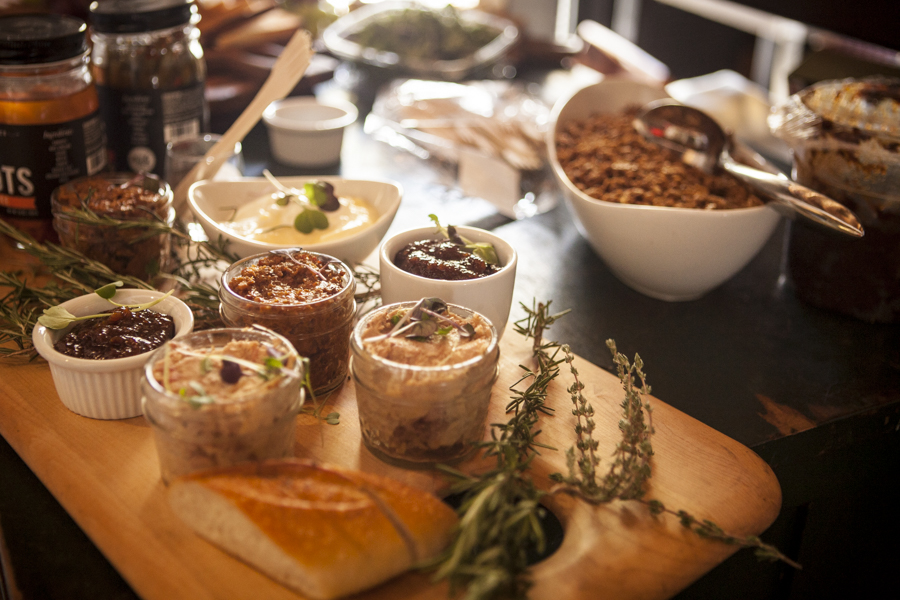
[633,100,864,238]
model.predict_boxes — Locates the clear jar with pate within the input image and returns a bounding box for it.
[351,300,499,467]
[219,250,356,395]
[141,327,305,484]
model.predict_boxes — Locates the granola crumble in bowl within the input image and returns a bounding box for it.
[547,79,781,301]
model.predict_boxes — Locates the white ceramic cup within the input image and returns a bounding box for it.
[379,226,517,337]
[32,290,194,419]
[262,96,358,168]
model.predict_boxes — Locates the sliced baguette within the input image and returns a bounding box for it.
[167,459,458,599]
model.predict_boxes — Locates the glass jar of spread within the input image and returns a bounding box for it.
[89,0,208,175]
[51,172,175,280]
[350,299,499,467]
[770,77,900,323]
[0,13,108,242]
[141,327,306,484]
[219,250,356,395]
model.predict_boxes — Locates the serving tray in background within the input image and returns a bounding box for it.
[0,326,781,600]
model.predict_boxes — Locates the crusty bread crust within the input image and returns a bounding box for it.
[168,459,458,599]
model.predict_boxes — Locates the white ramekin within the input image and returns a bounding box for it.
[379,225,518,337]
[262,96,358,168]
[32,289,194,419]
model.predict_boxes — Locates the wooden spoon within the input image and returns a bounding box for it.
[173,29,314,214]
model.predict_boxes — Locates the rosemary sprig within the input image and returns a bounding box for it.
[432,300,568,600]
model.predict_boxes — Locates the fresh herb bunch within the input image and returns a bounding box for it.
[432,300,567,600]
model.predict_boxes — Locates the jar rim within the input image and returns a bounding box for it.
[351,301,499,374]
[0,14,88,65]
[220,250,355,310]
[142,326,304,407]
[89,0,197,34]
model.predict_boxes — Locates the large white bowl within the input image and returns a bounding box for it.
[379,225,517,336]
[32,289,194,419]
[189,176,402,264]
[547,79,781,301]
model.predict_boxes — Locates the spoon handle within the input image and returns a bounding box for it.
[721,152,864,238]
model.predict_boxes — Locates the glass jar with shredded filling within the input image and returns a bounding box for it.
[351,299,499,467]
[141,327,305,484]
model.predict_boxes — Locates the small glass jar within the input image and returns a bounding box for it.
[89,0,208,175]
[0,13,108,242]
[770,77,900,322]
[51,172,175,280]
[141,327,305,484]
[351,301,499,467]
[219,250,356,395]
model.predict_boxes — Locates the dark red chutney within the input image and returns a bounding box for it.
[393,239,499,281]
[54,307,175,360]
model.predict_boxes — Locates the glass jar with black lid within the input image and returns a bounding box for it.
[0,13,108,242]
[89,0,208,176]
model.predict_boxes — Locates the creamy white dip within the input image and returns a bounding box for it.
[220,192,377,244]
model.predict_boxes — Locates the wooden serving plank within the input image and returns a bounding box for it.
[0,329,781,600]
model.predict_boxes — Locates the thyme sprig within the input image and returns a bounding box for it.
[435,300,798,600]
[549,343,802,569]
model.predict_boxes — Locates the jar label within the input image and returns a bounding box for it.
[0,112,107,219]
[98,82,207,176]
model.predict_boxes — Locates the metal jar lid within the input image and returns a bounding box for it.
[89,0,197,34]
[0,14,88,65]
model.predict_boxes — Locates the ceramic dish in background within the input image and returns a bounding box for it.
[262,96,358,168]
[322,2,518,81]
[547,79,781,301]
[32,289,194,420]
[379,225,517,336]
[188,176,402,264]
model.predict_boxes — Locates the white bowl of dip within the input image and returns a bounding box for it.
[188,176,402,264]
[32,289,194,420]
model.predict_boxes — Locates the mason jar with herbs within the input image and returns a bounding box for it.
[51,172,175,280]
[0,13,108,242]
[89,0,208,175]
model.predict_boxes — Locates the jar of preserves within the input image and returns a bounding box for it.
[51,172,175,280]
[0,13,108,242]
[219,250,356,395]
[89,0,208,175]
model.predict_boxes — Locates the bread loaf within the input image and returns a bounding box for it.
[167,459,458,599]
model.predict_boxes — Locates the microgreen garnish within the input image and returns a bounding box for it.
[38,285,173,330]
[429,214,500,266]
[94,281,123,299]
[364,297,476,343]
[263,170,339,234]
[294,209,329,234]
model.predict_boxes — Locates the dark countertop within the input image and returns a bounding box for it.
[2,72,899,599]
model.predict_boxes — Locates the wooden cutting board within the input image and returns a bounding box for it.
[0,327,781,600]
